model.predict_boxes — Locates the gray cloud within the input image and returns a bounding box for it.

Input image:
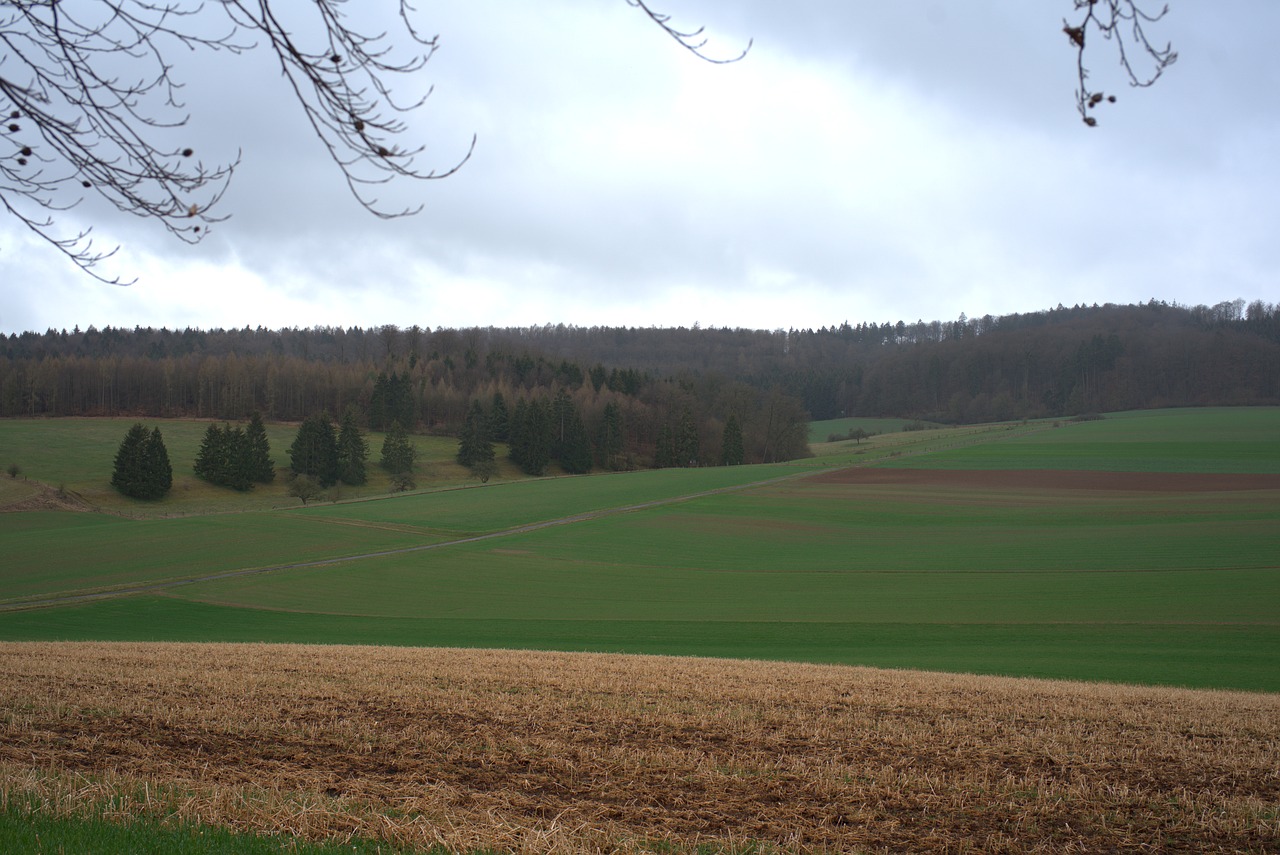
[3,1,1277,334]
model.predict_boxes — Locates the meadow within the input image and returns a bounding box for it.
[1,408,1277,691]
[2,408,1279,852]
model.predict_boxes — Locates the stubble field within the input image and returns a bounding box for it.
[3,642,1278,853]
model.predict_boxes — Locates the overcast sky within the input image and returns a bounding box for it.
[3,1,1277,335]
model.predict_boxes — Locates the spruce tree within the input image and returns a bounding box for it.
[677,407,700,467]
[379,420,416,475]
[288,414,338,487]
[597,401,624,470]
[507,399,528,468]
[721,414,745,466]
[489,392,510,443]
[520,398,551,476]
[194,423,228,484]
[456,400,494,469]
[336,408,368,486]
[559,411,593,474]
[147,427,173,497]
[244,412,275,483]
[112,423,171,499]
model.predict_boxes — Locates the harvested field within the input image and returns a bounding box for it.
[3,643,1278,853]
[806,467,1280,492]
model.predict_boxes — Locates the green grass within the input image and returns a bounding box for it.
[0,799,435,854]
[0,417,497,515]
[1,407,1277,691]
[2,598,1273,692]
[809,416,934,444]
[880,407,1280,472]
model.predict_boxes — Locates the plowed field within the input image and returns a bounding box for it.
[807,467,1280,492]
[3,643,1277,853]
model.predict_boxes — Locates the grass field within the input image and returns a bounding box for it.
[1,408,1278,691]
[2,408,1279,852]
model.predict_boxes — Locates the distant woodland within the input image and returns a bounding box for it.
[3,299,1277,468]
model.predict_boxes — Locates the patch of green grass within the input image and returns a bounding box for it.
[2,408,1277,692]
[809,417,933,444]
[0,510,443,603]
[880,407,1280,473]
[0,799,434,854]
[2,597,1275,692]
[0,417,491,516]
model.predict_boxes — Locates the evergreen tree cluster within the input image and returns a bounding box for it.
[287,410,369,488]
[194,412,275,490]
[111,424,172,500]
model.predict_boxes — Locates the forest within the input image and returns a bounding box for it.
[2,298,1277,469]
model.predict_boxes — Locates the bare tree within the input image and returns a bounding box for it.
[1064,0,1177,126]
[3,2,1171,283]
[0,1,486,282]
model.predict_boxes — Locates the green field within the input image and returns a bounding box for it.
[2,408,1278,691]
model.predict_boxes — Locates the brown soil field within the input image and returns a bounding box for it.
[2,643,1278,853]
[806,467,1280,492]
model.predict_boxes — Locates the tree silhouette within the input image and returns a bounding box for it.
[1064,1,1177,126]
[0,1,742,283]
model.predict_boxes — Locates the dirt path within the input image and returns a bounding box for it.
[0,467,814,612]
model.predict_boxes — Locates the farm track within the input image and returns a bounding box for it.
[2,643,1277,853]
[0,466,820,612]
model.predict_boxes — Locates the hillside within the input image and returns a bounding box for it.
[2,642,1277,854]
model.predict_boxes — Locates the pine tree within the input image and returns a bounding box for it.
[519,398,551,476]
[677,407,700,467]
[244,412,275,483]
[596,401,624,470]
[456,400,494,469]
[559,410,593,474]
[507,399,528,468]
[489,392,510,443]
[380,420,416,475]
[289,413,338,487]
[112,423,171,499]
[721,414,745,466]
[146,427,173,497]
[336,408,368,486]
[194,423,228,484]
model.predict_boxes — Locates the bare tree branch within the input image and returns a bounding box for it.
[1065,0,1177,126]
[625,0,751,64]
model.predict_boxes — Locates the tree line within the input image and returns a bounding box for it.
[113,411,421,502]
[7,299,1278,451]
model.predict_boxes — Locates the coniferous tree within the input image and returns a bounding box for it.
[654,422,677,469]
[559,410,593,474]
[518,398,551,476]
[456,400,494,470]
[288,413,338,487]
[336,408,368,486]
[677,407,700,466]
[507,398,528,468]
[380,420,416,476]
[597,401,624,470]
[194,423,228,484]
[112,423,171,499]
[244,412,275,483]
[721,414,745,466]
[146,427,173,497]
[489,392,510,443]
